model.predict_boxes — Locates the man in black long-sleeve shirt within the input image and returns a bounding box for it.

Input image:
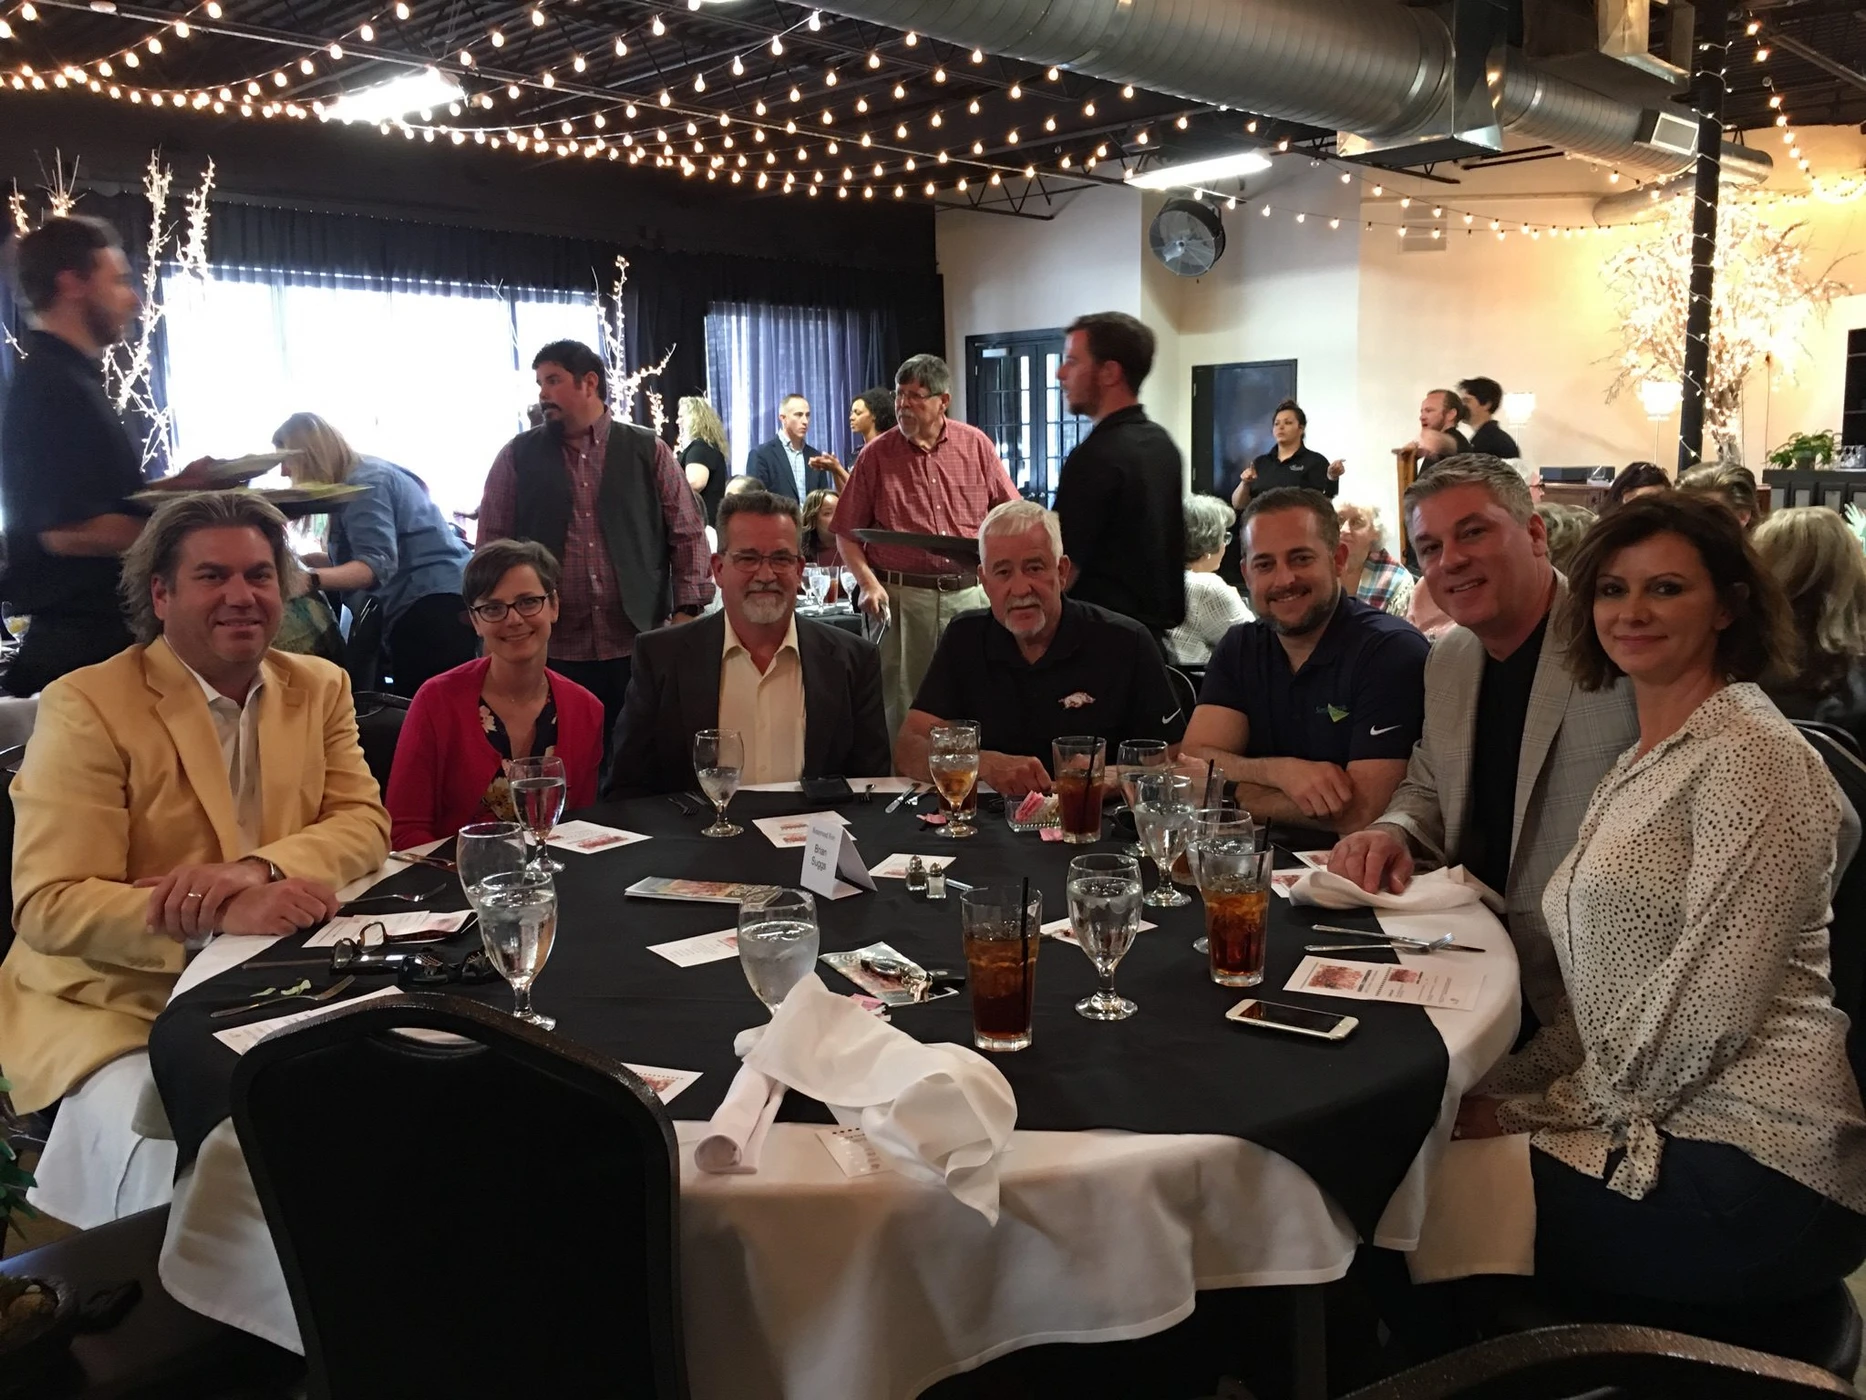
[1051,312,1185,645]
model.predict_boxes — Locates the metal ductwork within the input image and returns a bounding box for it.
[815,0,1770,181]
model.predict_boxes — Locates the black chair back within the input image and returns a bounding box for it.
[345,596,384,693]
[1795,722,1866,1090]
[1340,1322,1858,1398]
[352,690,410,794]
[1166,666,1199,723]
[230,994,687,1400]
[1798,719,1864,763]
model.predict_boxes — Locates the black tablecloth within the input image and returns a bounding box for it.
[149,792,1450,1236]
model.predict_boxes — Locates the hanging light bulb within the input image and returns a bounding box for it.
[867,51,880,69]
[967,98,979,114]
[770,35,783,55]
[731,54,744,76]
[573,53,586,72]
[808,9,821,29]
[933,67,946,82]
[1083,101,1096,117]
[359,22,374,40]
[615,36,628,55]
[1010,83,1022,99]
[651,14,666,35]
[490,28,504,46]
[693,72,705,91]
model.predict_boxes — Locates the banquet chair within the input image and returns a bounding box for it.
[344,596,384,693]
[1167,665,1200,723]
[352,691,410,794]
[1338,1323,1860,1399]
[230,992,688,1400]
[1794,722,1866,1090]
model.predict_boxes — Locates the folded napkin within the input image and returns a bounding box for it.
[735,974,1017,1222]
[694,1063,785,1175]
[1288,864,1497,913]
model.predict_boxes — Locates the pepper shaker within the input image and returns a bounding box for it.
[905,855,928,894]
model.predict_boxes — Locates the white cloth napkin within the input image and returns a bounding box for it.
[1288,864,1497,913]
[694,1063,786,1174]
[734,974,1017,1222]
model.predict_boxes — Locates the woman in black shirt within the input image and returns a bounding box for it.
[1230,398,1343,506]
[677,396,730,524]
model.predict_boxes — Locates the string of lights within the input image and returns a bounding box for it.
[0,0,1832,223]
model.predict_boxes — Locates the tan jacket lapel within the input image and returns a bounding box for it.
[256,652,309,846]
[144,639,242,862]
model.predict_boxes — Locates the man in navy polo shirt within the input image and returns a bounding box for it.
[1181,487,1427,842]
[896,500,1184,798]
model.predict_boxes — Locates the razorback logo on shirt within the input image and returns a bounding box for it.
[1060,691,1095,709]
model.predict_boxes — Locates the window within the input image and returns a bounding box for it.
[965,329,1089,503]
[160,268,602,519]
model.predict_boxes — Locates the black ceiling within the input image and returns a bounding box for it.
[0,0,1857,218]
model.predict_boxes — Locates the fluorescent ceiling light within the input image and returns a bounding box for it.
[327,67,463,123]
[1125,150,1272,190]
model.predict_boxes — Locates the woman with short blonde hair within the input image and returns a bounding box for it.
[1754,505,1866,751]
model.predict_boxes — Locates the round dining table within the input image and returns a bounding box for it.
[145,782,1521,1400]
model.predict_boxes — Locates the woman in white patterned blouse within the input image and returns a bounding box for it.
[1459,493,1866,1309]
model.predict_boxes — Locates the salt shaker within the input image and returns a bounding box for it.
[927,861,948,900]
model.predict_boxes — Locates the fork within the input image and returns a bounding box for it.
[210,974,357,1019]
[343,890,435,908]
[859,783,876,804]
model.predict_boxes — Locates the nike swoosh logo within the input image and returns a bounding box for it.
[1163,710,1181,725]
[1369,724,1400,736]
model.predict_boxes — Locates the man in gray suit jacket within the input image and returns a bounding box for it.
[1329,456,1639,1027]
[605,489,890,797]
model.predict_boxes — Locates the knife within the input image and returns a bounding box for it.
[1310,923,1483,952]
[884,783,923,814]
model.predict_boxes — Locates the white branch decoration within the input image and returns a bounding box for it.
[597,254,675,438]
[1603,194,1849,460]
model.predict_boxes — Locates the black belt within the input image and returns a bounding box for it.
[877,569,972,591]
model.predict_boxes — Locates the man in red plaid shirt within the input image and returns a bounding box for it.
[835,354,1018,736]
[479,340,712,757]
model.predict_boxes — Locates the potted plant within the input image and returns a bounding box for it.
[1767,430,1840,470]
[0,1075,76,1393]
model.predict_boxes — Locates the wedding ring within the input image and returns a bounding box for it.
[185,891,205,900]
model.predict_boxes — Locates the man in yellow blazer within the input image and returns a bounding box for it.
[0,490,389,1220]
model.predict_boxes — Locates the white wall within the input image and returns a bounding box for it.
[937,183,1143,422]
[934,130,1866,526]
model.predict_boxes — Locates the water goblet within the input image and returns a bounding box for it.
[1116,739,1170,858]
[1130,771,1195,907]
[457,821,528,907]
[927,722,980,839]
[737,888,821,1012]
[505,755,567,872]
[1067,852,1144,1021]
[477,867,558,1028]
[693,728,744,837]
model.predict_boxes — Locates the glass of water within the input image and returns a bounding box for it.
[505,755,568,872]
[737,888,820,1012]
[1131,771,1195,907]
[477,867,558,1029]
[1116,739,1170,858]
[457,822,528,906]
[693,728,744,837]
[1067,852,1143,1021]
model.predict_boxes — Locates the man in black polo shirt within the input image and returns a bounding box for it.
[1181,487,1428,842]
[1,217,149,696]
[1051,311,1185,644]
[896,500,1184,798]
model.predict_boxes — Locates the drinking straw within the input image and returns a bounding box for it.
[1019,875,1031,1021]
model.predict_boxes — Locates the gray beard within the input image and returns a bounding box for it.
[740,592,789,625]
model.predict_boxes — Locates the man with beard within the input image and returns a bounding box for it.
[896,500,1183,798]
[1396,389,1470,473]
[604,489,889,796]
[2,217,153,694]
[1181,487,1428,844]
[478,339,712,754]
[1050,312,1185,643]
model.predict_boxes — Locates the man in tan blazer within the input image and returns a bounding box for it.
[1329,456,1639,1027]
[0,490,389,1127]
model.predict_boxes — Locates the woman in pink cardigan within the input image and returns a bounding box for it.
[386,539,605,848]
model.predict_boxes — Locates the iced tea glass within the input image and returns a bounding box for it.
[1192,839,1273,987]
[959,886,1043,1052]
[1052,735,1107,845]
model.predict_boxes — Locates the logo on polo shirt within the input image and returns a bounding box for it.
[1325,704,1349,723]
[1060,691,1095,709]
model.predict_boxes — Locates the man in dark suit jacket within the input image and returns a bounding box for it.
[744,393,833,502]
[605,489,890,796]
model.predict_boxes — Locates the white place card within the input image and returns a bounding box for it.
[816,1126,891,1178]
[623,1063,702,1104]
[1038,915,1156,948]
[305,911,473,948]
[753,810,847,849]
[213,986,402,1054]
[801,816,876,900]
[546,820,651,854]
[868,852,953,880]
[1284,956,1488,1011]
[647,927,740,967]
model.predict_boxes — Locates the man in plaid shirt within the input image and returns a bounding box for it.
[479,340,712,758]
